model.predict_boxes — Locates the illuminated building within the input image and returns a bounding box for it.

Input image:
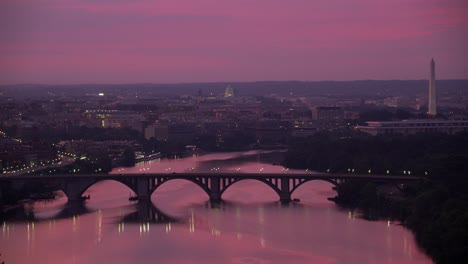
[224,84,234,98]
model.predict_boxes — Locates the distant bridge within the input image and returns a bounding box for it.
[0,173,423,203]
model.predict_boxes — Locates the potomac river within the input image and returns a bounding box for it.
[0,150,432,264]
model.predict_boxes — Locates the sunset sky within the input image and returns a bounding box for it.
[1,0,467,84]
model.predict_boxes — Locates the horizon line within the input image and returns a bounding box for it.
[2,79,468,87]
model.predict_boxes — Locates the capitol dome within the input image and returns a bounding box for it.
[224,84,234,98]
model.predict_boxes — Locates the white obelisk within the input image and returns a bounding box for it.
[428,58,437,116]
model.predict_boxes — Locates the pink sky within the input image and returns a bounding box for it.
[0,0,467,84]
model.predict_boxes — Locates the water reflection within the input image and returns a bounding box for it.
[119,202,180,224]
[0,201,91,223]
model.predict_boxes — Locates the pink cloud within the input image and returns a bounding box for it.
[0,0,467,83]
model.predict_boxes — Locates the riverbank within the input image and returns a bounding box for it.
[330,180,467,264]
[283,132,468,264]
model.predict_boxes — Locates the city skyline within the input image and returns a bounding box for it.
[1,0,467,84]
[1,1,467,264]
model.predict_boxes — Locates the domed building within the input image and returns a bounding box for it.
[224,84,234,98]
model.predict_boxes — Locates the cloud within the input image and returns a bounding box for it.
[0,0,467,83]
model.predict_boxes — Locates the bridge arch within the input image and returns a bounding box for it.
[289,178,338,197]
[220,178,282,200]
[61,178,138,202]
[149,177,211,198]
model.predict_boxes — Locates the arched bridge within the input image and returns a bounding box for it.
[0,173,423,203]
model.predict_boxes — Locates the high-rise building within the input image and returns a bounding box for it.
[428,58,437,115]
[312,106,344,130]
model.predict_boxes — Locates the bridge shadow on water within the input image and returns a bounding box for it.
[199,198,305,211]
[115,199,309,226]
[118,201,181,224]
[0,199,181,225]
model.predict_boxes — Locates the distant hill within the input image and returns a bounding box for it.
[1,80,467,98]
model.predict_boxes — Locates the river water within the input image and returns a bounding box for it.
[0,150,432,264]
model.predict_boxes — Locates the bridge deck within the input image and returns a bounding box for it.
[0,172,424,203]
[0,172,423,181]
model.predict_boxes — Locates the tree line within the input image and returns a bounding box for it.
[284,132,468,264]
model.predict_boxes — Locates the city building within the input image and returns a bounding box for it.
[355,120,468,135]
[224,84,235,98]
[145,122,195,144]
[291,121,318,138]
[83,110,145,132]
[312,106,345,130]
[254,120,291,144]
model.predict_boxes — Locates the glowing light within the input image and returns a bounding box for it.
[97,210,102,243]
[260,238,266,248]
[258,207,265,224]
[118,222,125,234]
[189,211,195,233]
[211,228,221,237]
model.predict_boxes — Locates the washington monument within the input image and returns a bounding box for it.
[428,58,437,115]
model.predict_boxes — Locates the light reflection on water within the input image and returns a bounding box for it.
[0,150,432,264]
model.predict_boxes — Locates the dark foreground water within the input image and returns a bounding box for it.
[1,151,432,264]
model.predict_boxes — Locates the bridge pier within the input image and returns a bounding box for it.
[280,177,291,203]
[209,176,221,202]
[64,200,88,216]
[63,182,88,203]
[60,178,100,203]
[136,177,151,202]
[137,200,151,222]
